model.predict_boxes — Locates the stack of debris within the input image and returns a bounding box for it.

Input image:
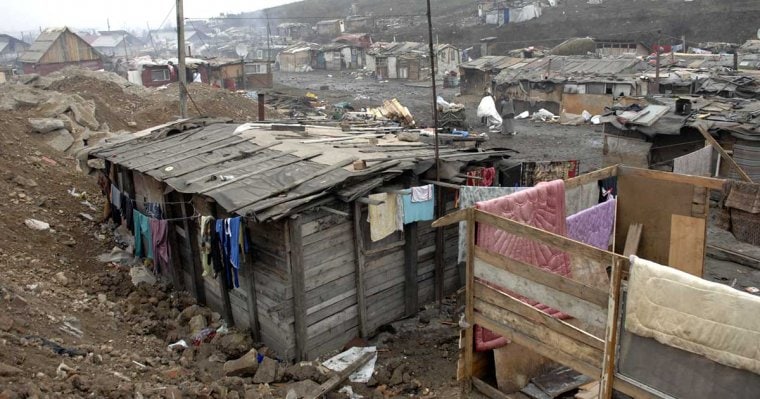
[368,99,416,128]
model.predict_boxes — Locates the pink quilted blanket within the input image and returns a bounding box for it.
[474,180,571,351]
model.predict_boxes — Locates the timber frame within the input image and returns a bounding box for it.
[432,165,726,399]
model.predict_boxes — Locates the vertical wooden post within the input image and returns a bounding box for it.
[180,194,206,304]
[243,220,260,341]
[462,208,476,393]
[162,192,185,291]
[404,222,419,317]
[434,188,446,303]
[352,201,369,337]
[288,216,307,361]
[599,256,625,398]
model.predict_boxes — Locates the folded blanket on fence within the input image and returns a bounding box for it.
[626,255,760,375]
[566,199,616,250]
[474,180,571,351]
[724,180,760,214]
[458,186,526,264]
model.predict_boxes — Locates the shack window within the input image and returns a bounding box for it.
[246,64,263,74]
[151,68,170,82]
[256,50,263,59]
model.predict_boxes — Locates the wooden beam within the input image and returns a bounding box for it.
[472,377,514,399]
[622,223,643,257]
[288,216,307,361]
[431,208,467,228]
[420,179,462,189]
[618,165,725,191]
[318,206,350,218]
[462,208,475,394]
[474,257,607,329]
[356,196,384,206]
[474,282,605,349]
[179,195,206,304]
[565,165,619,189]
[694,124,753,183]
[599,258,625,399]
[404,222,419,317]
[303,352,374,399]
[435,188,445,302]
[473,247,608,308]
[351,202,368,337]
[474,209,625,265]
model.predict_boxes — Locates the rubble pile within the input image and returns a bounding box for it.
[0,66,271,156]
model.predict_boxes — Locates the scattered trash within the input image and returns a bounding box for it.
[56,361,75,379]
[516,110,530,119]
[591,115,602,125]
[746,287,759,294]
[339,386,364,399]
[79,213,94,221]
[367,99,416,127]
[581,110,592,121]
[532,108,560,122]
[192,327,217,346]
[67,188,84,198]
[132,360,148,369]
[322,346,378,383]
[216,322,229,335]
[130,265,157,286]
[168,340,189,350]
[113,371,132,382]
[27,335,87,357]
[80,200,97,211]
[59,317,84,338]
[24,219,50,231]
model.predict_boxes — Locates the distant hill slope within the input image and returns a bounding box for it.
[232,0,760,52]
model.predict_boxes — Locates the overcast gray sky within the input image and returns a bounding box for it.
[0,0,299,36]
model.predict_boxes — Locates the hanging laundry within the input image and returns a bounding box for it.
[598,176,617,203]
[474,180,570,351]
[225,216,248,289]
[398,187,435,224]
[123,194,135,232]
[213,219,227,276]
[457,186,527,264]
[368,192,401,242]
[144,202,163,219]
[566,199,617,250]
[111,184,121,210]
[411,184,433,202]
[199,216,215,277]
[466,167,496,187]
[149,219,172,274]
[133,211,153,259]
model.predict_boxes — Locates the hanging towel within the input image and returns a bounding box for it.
[673,146,713,177]
[124,195,134,232]
[226,216,247,288]
[149,219,171,274]
[133,211,153,259]
[214,219,228,276]
[457,186,527,264]
[566,199,617,250]
[199,216,215,277]
[368,193,401,242]
[399,187,435,224]
[111,184,121,210]
[411,184,433,202]
[474,180,570,351]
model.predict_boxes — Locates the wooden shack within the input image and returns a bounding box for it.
[89,119,513,361]
[19,27,102,75]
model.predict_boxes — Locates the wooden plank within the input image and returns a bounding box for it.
[599,258,624,399]
[618,165,725,191]
[475,283,604,349]
[668,215,706,277]
[302,222,352,247]
[564,165,618,189]
[473,247,608,309]
[288,216,307,361]
[622,223,643,257]
[475,300,603,366]
[472,377,515,399]
[303,352,374,399]
[197,152,321,194]
[435,190,446,303]
[431,208,468,228]
[473,257,607,329]
[474,210,624,265]
[352,201,368,338]
[463,208,475,393]
[695,124,753,183]
[404,222,419,316]
[244,256,261,341]
[307,304,358,339]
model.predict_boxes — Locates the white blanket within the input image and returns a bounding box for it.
[626,256,760,375]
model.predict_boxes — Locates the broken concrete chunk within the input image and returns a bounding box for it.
[28,117,65,133]
[70,102,100,130]
[188,314,207,336]
[223,348,259,377]
[46,128,75,152]
[252,357,277,384]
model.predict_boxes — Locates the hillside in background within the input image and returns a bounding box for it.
[224,0,760,52]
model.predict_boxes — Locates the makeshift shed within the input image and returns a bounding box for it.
[91,30,143,58]
[89,119,514,361]
[459,56,525,95]
[19,27,103,75]
[0,34,30,64]
[278,43,320,73]
[434,165,760,399]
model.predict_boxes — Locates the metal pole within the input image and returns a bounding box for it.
[426,0,439,178]
[176,0,188,118]
[654,30,661,95]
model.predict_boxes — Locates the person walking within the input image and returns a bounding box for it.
[499,94,516,135]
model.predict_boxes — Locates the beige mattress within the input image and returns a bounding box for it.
[626,256,760,375]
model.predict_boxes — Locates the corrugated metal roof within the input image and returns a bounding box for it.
[90,121,513,221]
[460,56,524,71]
[494,55,646,84]
[91,35,124,48]
[19,27,66,63]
